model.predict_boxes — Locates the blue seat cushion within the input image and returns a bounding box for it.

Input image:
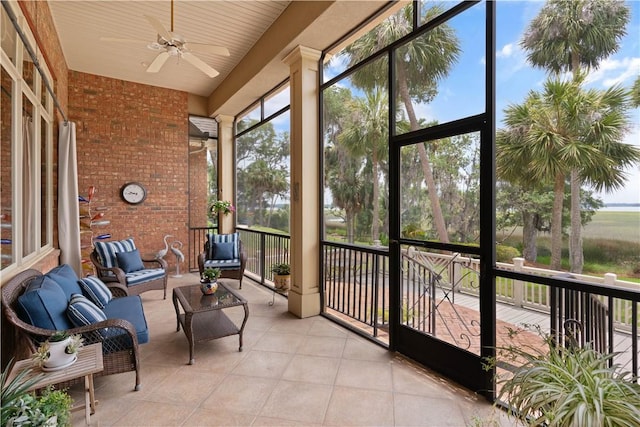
[94,238,136,269]
[17,276,73,331]
[103,296,149,344]
[204,259,241,270]
[45,264,82,300]
[125,268,165,286]
[116,249,145,273]
[206,233,239,260]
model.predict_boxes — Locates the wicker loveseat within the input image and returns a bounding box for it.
[1,266,147,390]
[197,232,247,289]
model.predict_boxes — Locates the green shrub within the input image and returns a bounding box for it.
[496,244,520,262]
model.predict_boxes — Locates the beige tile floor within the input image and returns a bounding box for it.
[68,273,517,426]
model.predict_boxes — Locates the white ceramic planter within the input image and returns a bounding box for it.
[43,337,77,370]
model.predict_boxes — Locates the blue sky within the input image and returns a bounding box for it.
[493,1,640,204]
[275,1,640,204]
[414,1,639,203]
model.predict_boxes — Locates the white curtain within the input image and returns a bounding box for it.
[58,122,82,275]
[22,116,34,255]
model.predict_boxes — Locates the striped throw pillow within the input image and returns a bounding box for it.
[94,238,136,269]
[78,276,112,309]
[206,232,239,260]
[67,294,107,327]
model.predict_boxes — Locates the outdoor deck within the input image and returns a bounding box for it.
[328,288,638,375]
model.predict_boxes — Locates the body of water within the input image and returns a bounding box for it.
[600,206,640,212]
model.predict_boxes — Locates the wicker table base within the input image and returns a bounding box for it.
[172,282,249,364]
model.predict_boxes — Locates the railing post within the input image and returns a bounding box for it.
[452,253,461,302]
[604,272,617,286]
[260,233,266,285]
[513,257,525,307]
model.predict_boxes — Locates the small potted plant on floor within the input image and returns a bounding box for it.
[200,267,221,294]
[32,331,84,371]
[270,262,291,291]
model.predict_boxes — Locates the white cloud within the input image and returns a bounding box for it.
[496,43,515,58]
[586,57,640,88]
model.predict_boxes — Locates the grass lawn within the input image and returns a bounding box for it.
[583,211,640,244]
[498,210,639,278]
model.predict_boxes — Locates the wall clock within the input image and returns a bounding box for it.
[120,182,147,205]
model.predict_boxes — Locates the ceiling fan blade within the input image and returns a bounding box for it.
[100,37,149,44]
[184,43,230,57]
[144,15,172,41]
[146,52,170,73]
[182,52,219,78]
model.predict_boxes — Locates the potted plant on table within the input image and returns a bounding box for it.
[270,263,291,291]
[32,331,84,371]
[200,267,221,295]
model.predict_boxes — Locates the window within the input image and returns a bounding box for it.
[1,3,54,271]
[236,81,291,232]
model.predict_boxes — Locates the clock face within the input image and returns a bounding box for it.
[121,182,147,204]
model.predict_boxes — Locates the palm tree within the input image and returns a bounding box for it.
[323,86,366,243]
[497,77,639,271]
[325,143,365,243]
[338,87,388,242]
[521,0,631,273]
[344,4,460,243]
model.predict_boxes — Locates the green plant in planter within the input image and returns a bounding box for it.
[202,267,221,282]
[1,362,72,426]
[32,331,84,367]
[270,263,290,276]
[485,325,640,426]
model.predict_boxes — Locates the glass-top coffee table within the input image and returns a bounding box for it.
[172,281,249,365]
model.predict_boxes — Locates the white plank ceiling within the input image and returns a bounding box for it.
[48,0,291,97]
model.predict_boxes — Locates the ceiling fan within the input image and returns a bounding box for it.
[100,0,229,78]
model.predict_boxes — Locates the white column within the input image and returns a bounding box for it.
[215,115,235,234]
[283,45,322,318]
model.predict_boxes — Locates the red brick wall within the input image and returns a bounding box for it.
[68,71,190,273]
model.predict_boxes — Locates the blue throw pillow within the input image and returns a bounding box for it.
[45,264,82,300]
[213,242,235,260]
[78,276,113,309]
[17,276,73,330]
[67,294,107,328]
[116,249,145,273]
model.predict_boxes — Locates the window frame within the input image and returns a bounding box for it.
[1,2,54,274]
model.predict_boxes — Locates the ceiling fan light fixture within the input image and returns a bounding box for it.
[105,0,227,78]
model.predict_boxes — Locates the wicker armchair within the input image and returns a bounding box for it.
[1,269,143,390]
[91,238,168,299]
[198,233,247,289]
